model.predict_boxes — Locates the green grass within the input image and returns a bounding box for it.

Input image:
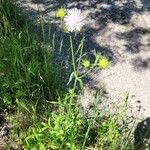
[7,91,134,150]
[0,0,137,150]
[0,0,66,109]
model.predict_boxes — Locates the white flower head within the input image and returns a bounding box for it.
[64,8,86,32]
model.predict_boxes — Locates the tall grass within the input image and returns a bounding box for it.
[0,0,137,150]
[0,0,67,109]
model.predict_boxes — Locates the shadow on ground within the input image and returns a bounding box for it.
[117,27,150,53]
[132,57,150,71]
[17,0,150,86]
[17,0,150,68]
[134,118,150,149]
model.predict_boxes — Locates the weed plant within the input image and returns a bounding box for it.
[0,0,136,150]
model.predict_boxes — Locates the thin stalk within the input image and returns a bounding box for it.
[41,17,45,44]
[69,35,76,74]
[69,35,80,90]
[59,39,63,54]
[80,67,93,79]
[73,77,77,91]
[77,37,84,73]
[48,21,51,44]
[81,121,92,150]
[52,33,55,50]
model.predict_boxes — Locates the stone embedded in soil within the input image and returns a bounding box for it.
[0,115,11,138]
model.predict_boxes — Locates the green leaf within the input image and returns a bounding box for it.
[39,143,46,150]
[67,72,75,85]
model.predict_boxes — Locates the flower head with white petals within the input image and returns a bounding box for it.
[64,8,86,32]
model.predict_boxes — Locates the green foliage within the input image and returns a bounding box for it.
[8,93,134,150]
[95,113,133,150]
[0,0,66,109]
[0,1,136,150]
[21,97,85,149]
[0,0,25,34]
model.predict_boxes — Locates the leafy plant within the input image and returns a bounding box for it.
[0,1,137,150]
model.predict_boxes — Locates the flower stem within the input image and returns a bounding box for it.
[69,35,76,73]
